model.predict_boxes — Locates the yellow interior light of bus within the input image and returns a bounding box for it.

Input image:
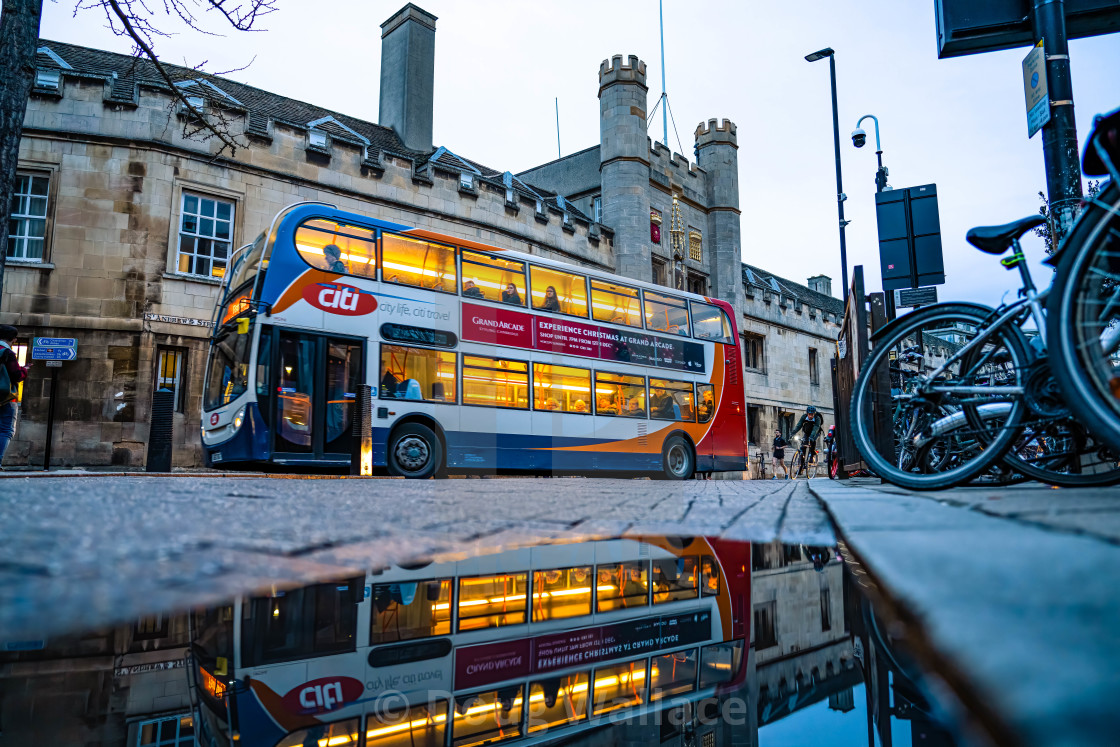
[366,713,447,740]
[236,317,250,334]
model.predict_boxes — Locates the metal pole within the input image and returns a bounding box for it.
[43,366,57,470]
[659,0,668,147]
[1032,0,1082,242]
[828,55,850,305]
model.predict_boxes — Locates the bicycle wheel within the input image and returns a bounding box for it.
[1002,418,1120,486]
[1047,181,1120,453]
[850,304,1032,490]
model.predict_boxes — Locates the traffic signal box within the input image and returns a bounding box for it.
[874,184,946,292]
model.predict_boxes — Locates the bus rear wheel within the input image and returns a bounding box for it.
[387,423,443,479]
[659,436,694,480]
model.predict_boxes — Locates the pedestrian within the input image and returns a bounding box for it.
[771,430,789,479]
[0,325,29,469]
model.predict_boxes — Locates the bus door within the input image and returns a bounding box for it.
[271,328,365,464]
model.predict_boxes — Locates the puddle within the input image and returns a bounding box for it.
[0,537,958,746]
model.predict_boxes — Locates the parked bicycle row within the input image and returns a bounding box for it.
[847,106,1120,490]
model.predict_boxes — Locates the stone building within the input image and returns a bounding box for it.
[1,3,838,469]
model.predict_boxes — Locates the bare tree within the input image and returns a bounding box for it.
[0,0,45,299]
[0,0,275,293]
[1034,180,1102,256]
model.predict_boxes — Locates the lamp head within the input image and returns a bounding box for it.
[805,48,835,62]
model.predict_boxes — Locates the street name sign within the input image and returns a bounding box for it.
[32,337,77,361]
[1023,39,1050,138]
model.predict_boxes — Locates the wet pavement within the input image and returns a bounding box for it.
[1,473,1118,746]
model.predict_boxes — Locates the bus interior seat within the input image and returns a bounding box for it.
[402,379,423,400]
[431,382,446,400]
[672,402,681,419]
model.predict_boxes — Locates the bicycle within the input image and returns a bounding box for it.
[753,450,768,480]
[790,437,819,479]
[1046,106,1120,454]
[850,210,1120,490]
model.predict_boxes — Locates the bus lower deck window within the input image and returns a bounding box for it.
[648,379,695,422]
[594,372,646,417]
[453,686,523,747]
[652,556,699,603]
[596,561,649,612]
[532,566,592,621]
[457,573,528,631]
[533,364,592,413]
[380,345,456,403]
[366,700,447,747]
[462,356,529,409]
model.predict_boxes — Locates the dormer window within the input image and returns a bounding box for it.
[535,199,544,214]
[308,129,328,149]
[35,69,60,90]
[181,95,205,116]
[460,172,474,190]
[593,196,602,223]
[505,187,515,203]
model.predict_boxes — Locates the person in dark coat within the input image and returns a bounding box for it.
[0,325,29,468]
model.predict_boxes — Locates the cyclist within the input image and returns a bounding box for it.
[792,405,824,477]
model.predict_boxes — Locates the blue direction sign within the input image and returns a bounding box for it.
[32,337,77,361]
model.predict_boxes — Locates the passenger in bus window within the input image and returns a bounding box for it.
[541,286,562,312]
[502,283,522,305]
[463,278,485,299]
[625,397,644,417]
[573,399,587,413]
[380,368,401,398]
[650,390,675,419]
[698,390,715,422]
[542,396,560,411]
[597,396,618,415]
[387,274,400,283]
[322,244,347,274]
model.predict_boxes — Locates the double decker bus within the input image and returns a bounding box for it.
[191,536,749,747]
[202,203,747,478]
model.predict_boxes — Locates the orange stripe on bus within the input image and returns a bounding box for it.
[272,269,342,314]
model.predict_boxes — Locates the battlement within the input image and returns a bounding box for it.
[599,54,647,87]
[650,140,702,178]
[695,118,737,147]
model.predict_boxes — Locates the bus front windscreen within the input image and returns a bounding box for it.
[204,330,252,410]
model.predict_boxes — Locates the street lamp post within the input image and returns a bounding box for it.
[806,47,849,306]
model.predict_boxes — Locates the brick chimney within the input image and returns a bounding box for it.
[379,4,437,152]
[807,275,832,297]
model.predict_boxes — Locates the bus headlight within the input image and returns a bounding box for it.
[232,406,246,432]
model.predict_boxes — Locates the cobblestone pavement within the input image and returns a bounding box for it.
[0,475,832,641]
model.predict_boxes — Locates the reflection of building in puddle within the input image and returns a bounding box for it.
[750,541,858,726]
[0,614,196,745]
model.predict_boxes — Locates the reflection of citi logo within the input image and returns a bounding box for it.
[281,677,364,715]
[302,283,377,316]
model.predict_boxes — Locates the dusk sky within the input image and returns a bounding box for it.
[38,0,1120,306]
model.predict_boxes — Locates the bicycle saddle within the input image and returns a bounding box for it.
[965,215,1046,254]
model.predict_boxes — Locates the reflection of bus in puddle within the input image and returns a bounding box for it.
[192,536,749,747]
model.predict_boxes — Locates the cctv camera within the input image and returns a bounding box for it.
[851,128,867,148]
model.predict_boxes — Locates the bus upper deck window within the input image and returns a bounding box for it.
[530,265,588,318]
[461,250,526,306]
[382,233,457,292]
[644,291,690,336]
[590,280,642,328]
[294,219,377,278]
[690,301,726,341]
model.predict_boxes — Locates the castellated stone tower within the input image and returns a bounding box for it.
[599,55,652,283]
[696,118,745,315]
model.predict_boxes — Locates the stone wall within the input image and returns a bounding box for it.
[1,74,612,467]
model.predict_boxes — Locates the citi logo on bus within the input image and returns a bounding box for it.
[281,677,364,715]
[302,283,377,316]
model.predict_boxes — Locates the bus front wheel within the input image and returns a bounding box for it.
[659,436,694,480]
[387,423,443,479]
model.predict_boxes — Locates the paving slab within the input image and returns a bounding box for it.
[0,475,833,641]
[810,479,1120,747]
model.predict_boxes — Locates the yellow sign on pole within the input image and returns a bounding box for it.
[1023,38,1050,138]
